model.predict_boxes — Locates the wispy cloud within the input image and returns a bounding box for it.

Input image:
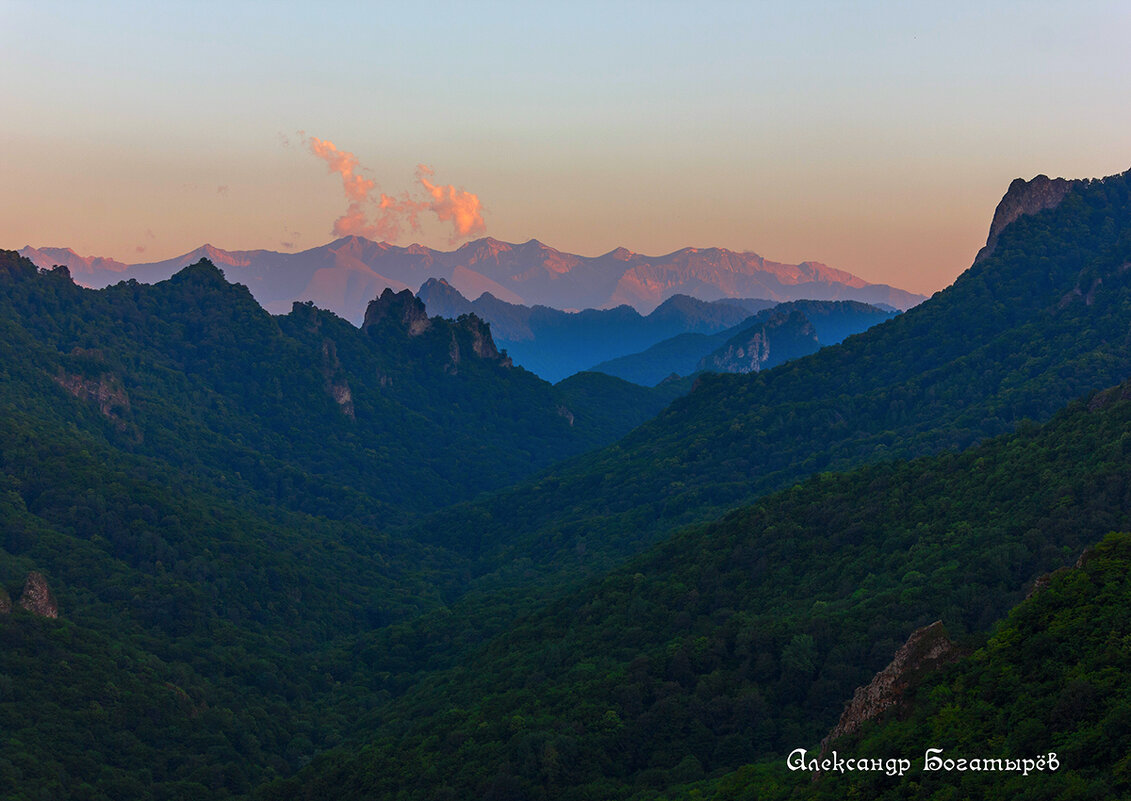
[301,134,486,243]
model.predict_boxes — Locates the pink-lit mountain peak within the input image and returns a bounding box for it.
[327,235,400,257]
[457,236,511,255]
[19,235,926,320]
[18,246,132,276]
[603,246,636,261]
[193,244,253,267]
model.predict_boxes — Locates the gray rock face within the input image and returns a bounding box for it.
[458,314,504,361]
[697,310,819,374]
[975,175,1077,263]
[319,339,355,419]
[363,288,432,336]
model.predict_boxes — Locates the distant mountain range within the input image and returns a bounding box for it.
[418,278,779,381]
[419,279,898,384]
[18,237,926,324]
[589,299,899,386]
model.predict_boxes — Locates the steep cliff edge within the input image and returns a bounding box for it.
[362,288,433,336]
[696,309,820,373]
[975,174,1077,263]
[821,621,958,751]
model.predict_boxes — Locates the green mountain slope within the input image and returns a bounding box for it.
[552,371,693,443]
[260,376,1131,800]
[4,169,1131,801]
[0,252,685,799]
[709,530,1131,801]
[413,170,1131,584]
[0,254,656,525]
[0,352,461,798]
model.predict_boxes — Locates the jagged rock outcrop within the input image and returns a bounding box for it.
[319,340,355,419]
[458,314,507,362]
[975,174,1077,263]
[55,371,131,427]
[697,310,819,373]
[362,288,432,336]
[443,314,511,373]
[289,299,324,331]
[822,621,957,751]
[17,572,58,618]
[445,331,462,374]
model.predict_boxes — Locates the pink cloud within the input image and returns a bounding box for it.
[417,164,486,240]
[302,133,486,244]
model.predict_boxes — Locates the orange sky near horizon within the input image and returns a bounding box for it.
[2,2,1129,296]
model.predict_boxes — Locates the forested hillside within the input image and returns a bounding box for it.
[588,300,896,387]
[707,529,1131,801]
[0,254,665,525]
[258,370,1131,801]
[412,171,1131,587]
[0,252,677,798]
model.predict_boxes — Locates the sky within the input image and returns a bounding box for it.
[1,1,1129,295]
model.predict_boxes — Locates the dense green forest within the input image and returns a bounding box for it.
[0,253,673,527]
[259,377,1131,800]
[707,530,1131,801]
[0,252,674,799]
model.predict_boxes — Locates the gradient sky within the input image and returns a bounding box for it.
[2,1,1129,295]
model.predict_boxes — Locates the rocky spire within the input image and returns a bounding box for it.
[362,288,432,336]
[975,175,1077,263]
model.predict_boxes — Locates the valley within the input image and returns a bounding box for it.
[2,169,1130,800]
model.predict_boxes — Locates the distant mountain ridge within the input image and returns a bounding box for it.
[18,236,926,324]
[589,299,899,386]
[0,253,683,527]
[695,308,820,374]
[417,277,770,381]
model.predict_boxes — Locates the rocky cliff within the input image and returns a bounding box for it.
[696,309,819,373]
[822,621,957,751]
[362,288,433,336]
[16,572,58,618]
[55,371,132,428]
[458,314,507,361]
[975,174,1077,263]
